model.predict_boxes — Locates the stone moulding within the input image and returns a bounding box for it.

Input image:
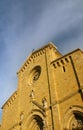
[23,109,46,130]
[17,42,58,75]
[2,91,18,109]
[52,56,70,68]
[51,48,82,69]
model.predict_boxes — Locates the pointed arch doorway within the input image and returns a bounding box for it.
[30,115,44,130]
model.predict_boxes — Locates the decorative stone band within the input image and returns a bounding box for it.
[17,42,58,75]
[2,91,18,109]
[42,88,83,111]
[51,48,81,69]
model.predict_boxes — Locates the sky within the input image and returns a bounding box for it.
[0,0,83,121]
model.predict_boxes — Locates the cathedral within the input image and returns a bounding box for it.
[0,42,83,130]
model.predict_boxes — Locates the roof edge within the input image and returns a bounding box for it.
[2,90,17,109]
[51,48,83,64]
[17,42,58,74]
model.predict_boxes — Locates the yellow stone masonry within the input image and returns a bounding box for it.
[0,42,83,130]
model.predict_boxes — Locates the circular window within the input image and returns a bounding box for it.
[29,66,41,84]
[33,71,40,82]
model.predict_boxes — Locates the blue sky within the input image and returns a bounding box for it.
[0,0,83,120]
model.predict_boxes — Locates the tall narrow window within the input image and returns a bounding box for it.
[63,66,66,72]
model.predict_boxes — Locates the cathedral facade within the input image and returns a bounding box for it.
[1,42,83,130]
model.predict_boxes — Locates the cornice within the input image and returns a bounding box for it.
[17,42,58,75]
[2,91,18,109]
[51,48,83,68]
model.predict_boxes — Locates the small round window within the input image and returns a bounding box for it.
[30,66,41,84]
[33,71,40,82]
